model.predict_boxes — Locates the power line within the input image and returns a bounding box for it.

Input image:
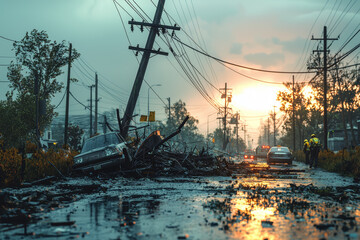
[173,37,317,74]
[0,35,16,42]
[54,91,66,109]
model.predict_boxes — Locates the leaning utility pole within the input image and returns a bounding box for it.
[292,75,296,151]
[64,43,72,147]
[311,26,338,150]
[121,0,180,138]
[94,73,98,134]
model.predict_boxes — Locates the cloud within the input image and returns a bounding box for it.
[272,37,307,54]
[230,43,243,55]
[244,52,285,68]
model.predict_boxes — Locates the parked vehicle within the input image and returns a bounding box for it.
[267,146,293,165]
[73,132,131,172]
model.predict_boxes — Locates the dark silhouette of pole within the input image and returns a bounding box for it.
[236,112,239,153]
[89,85,95,137]
[121,0,175,137]
[292,75,296,150]
[223,82,227,150]
[34,72,40,147]
[94,73,98,134]
[268,118,270,146]
[311,26,338,150]
[64,43,72,147]
[273,106,276,146]
[167,97,171,121]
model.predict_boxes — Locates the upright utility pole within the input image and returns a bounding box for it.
[64,43,72,146]
[94,73,98,134]
[292,75,296,151]
[268,118,270,146]
[223,83,227,150]
[311,26,338,150]
[235,113,240,153]
[89,85,95,137]
[220,82,232,150]
[121,0,180,138]
[243,121,247,148]
[34,72,40,146]
[273,106,276,146]
[167,97,171,121]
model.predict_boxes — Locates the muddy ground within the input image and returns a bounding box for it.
[1,158,360,240]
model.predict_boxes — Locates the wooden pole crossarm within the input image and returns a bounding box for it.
[128,20,180,30]
[129,46,168,56]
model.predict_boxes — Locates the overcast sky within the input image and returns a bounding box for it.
[1,0,360,146]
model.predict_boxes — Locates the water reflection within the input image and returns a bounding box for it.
[204,180,360,240]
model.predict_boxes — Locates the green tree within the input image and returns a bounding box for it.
[67,124,84,152]
[277,81,311,149]
[158,100,205,150]
[0,29,80,148]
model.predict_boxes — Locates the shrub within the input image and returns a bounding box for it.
[0,147,22,186]
[0,141,77,187]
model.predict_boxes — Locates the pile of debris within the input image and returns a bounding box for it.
[129,150,232,177]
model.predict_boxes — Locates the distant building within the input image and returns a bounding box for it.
[328,125,358,152]
[40,127,58,149]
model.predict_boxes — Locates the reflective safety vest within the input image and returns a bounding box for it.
[303,141,310,151]
[310,137,320,148]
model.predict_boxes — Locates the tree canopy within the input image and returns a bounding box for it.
[0,29,80,148]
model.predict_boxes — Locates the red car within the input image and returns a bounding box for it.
[244,150,256,160]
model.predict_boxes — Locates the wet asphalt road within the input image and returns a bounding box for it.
[1,158,360,240]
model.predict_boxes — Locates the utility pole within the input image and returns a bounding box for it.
[34,72,40,147]
[220,82,232,150]
[292,75,296,151]
[273,106,276,146]
[89,85,95,137]
[94,73,98,134]
[64,43,72,147]
[235,112,240,153]
[311,26,338,150]
[121,0,180,138]
[223,83,227,150]
[103,115,107,134]
[268,118,270,146]
[167,97,171,121]
[243,121,247,149]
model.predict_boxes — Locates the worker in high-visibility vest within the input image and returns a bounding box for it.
[309,134,321,168]
[303,139,310,165]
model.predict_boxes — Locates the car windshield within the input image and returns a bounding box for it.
[270,147,290,153]
[82,133,122,153]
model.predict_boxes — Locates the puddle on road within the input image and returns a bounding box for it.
[1,160,360,239]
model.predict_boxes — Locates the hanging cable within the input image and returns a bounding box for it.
[173,37,317,74]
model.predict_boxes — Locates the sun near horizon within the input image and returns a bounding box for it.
[231,84,285,116]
